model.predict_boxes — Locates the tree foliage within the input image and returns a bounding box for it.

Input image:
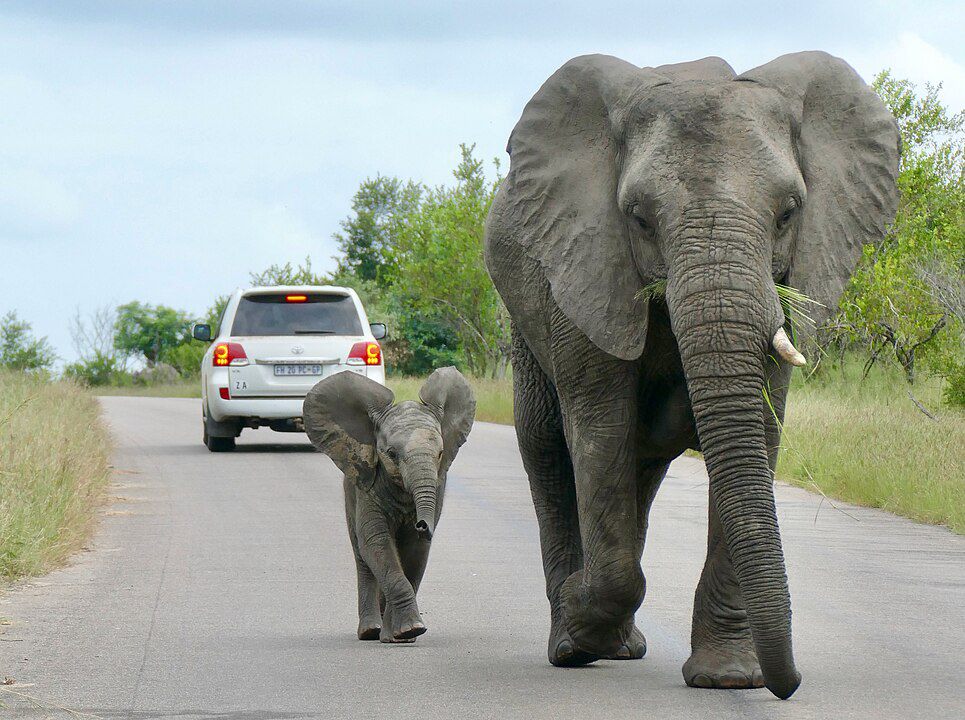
[328,145,508,376]
[389,145,509,376]
[829,72,964,403]
[248,256,329,287]
[334,177,422,286]
[0,311,56,372]
[114,301,194,366]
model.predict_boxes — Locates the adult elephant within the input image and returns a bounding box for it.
[484,52,899,700]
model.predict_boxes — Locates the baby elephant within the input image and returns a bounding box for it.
[303,367,475,643]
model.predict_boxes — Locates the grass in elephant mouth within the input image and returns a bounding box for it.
[0,370,112,581]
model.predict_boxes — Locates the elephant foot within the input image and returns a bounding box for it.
[357,621,382,641]
[683,644,764,689]
[544,604,597,666]
[559,573,635,657]
[380,603,426,643]
[606,623,647,660]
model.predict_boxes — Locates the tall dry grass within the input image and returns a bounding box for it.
[0,371,112,580]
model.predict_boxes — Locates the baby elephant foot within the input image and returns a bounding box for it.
[547,611,600,667]
[683,644,764,689]
[380,603,427,643]
[357,619,382,641]
[606,623,647,661]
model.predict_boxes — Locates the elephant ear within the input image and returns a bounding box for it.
[419,367,476,471]
[491,55,671,361]
[302,371,395,489]
[740,51,900,338]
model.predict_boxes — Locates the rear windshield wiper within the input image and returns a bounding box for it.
[293,329,337,335]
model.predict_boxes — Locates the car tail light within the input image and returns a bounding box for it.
[347,341,382,366]
[285,294,307,303]
[212,342,248,367]
[219,387,230,400]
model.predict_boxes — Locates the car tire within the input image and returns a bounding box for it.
[203,411,237,452]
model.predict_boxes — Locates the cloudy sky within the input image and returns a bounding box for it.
[2,1,963,362]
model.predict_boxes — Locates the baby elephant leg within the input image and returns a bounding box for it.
[355,499,426,643]
[397,527,432,594]
[345,483,381,640]
[352,546,382,640]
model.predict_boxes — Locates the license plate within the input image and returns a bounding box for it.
[274,364,323,376]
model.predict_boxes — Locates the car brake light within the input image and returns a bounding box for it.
[219,387,230,400]
[347,341,382,366]
[286,294,307,303]
[212,342,248,367]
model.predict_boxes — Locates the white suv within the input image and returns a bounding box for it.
[192,285,386,451]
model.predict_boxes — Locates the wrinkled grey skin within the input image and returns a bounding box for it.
[484,52,899,699]
[303,367,475,643]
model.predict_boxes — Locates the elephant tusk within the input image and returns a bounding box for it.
[772,327,807,366]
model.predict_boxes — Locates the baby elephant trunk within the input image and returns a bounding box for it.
[412,483,437,541]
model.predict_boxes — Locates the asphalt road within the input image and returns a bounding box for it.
[2,396,963,719]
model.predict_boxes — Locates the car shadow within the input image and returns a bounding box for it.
[231,443,318,453]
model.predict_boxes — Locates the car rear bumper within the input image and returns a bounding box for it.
[204,366,385,424]
[207,394,308,422]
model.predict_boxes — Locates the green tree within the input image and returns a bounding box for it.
[63,352,123,386]
[205,294,230,335]
[248,256,328,287]
[65,305,126,386]
[833,72,964,400]
[0,311,56,372]
[391,145,509,377]
[114,302,193,366]
[334,176,422,286]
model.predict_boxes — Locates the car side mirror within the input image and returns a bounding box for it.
[369,323,387,340]
[192,323,212,342]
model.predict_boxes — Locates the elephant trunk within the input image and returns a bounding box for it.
[413,485,437,540]
[404,457,439,541]
[665,210,801,700]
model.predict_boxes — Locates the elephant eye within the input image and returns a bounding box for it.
[385,448,398,462]
[777,199,799,230]
[631,209,653,234]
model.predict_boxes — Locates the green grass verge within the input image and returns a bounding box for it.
[93,379,200,398]
[80,365,964,534]
[387,375,514,425]
[0,371,112,580]
[779,363,964,534]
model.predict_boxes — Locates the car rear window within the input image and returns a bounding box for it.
[231,293,363,336]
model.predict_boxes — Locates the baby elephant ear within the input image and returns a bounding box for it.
[303,372,395,489]
[419,367,476,470]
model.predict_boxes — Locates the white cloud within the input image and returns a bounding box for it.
[848,32,965,111]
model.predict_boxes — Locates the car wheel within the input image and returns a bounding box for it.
[203,411,237,452]
[205,432,236,452]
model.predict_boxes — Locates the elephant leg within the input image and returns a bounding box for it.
[683,492,764,689]
[553,331,643,658]
[354,497,425,643]
[511,328,591,667]
[345,481,382,640]
[609,458,670,660]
